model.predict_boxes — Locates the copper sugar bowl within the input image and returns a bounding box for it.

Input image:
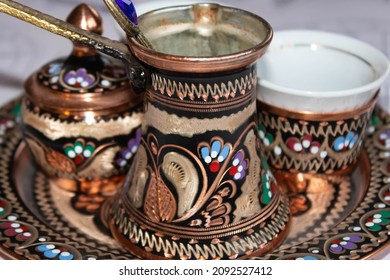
[21,4,143,195]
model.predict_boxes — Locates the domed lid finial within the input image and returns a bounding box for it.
[25,3,141,112]
[66,4,103,56]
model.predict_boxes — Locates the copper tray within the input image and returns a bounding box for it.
[0,98,389,260]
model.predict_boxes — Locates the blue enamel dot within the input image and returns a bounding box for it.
[333,136,345,151]
[201,147,210,160]
[349,135,359,148]
[303,256,318,260]
[44,249,59,259]
[211,141,221,157]
[37,244,49,252]
[218,145,230,162]
[59,252,74,260]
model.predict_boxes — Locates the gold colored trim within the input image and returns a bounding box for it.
[258,90,379,121]
[233,130,262,221]
[144,101,256,137]
[129,38,270,73]
[148,91,254,113]
[108,194,290,259]
[150,71,256,101]
[108,209,290,260]
[259,109,370,139]
[22,104,143,141]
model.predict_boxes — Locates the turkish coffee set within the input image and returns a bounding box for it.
[0,0,389,260]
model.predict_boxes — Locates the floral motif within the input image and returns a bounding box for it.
[364,210,390,231]
[384,189,390,203]
[0,200,6,216]
[46,62,63,76]
[332,132,359,152]
[368,113,382,134]
[259,156,275,205]
[261,171,274,205]
[116,129,142,168]
[258,124,274,146]
[260,157,276,205]
[286,135,326,158]
[0,118,14,132]
[0,221,34,242]
[329,235,364,254]
[36,244,74,260]
[63,139,95,166]
[45,62,63,85]
[39,58,127,93]
[200,139,231,173]
[11,102,22,119]
[258,124,282,155]
[0,199,11,218]
[64,68,95,88]
[378,129,390,148]
[199,188,232,228]
[0,117,15,144]
[229,150,248,180]
[46,148,76,172]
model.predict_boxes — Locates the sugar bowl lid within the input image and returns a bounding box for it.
[24,4,142,116]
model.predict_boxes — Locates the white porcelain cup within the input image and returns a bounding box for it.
[256,30,390,175]
[257,30,390,113]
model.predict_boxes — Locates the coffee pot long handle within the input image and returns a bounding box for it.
[0,0,146,90]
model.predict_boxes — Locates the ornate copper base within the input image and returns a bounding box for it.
[108,215,290,260]
[107,190,290,260]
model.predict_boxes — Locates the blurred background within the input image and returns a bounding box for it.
[0,0,389,260]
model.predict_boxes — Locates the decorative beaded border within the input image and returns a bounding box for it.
[258,108,371,173]
[110,194,290,260]
[150,69,257,102]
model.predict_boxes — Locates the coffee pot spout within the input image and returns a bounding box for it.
[0,0,146,91]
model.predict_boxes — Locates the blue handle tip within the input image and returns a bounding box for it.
[115,0,138,24]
